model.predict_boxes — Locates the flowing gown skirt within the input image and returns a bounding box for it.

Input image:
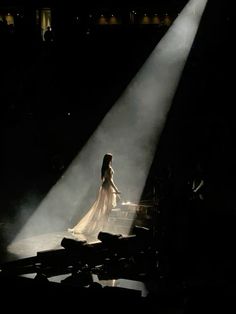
[69,184,117,236]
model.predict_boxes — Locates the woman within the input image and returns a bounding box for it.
[68,153,121,236]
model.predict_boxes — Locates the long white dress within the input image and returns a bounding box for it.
[68,167,117,237]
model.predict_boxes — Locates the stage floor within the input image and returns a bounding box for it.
[2,230,148,297]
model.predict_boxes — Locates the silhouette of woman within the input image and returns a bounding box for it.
[68,153,121,236]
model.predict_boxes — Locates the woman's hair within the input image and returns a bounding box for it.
[101,153,112,179]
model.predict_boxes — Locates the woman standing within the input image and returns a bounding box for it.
[68,153,121,236]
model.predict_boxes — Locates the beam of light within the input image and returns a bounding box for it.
[8,0,208,256]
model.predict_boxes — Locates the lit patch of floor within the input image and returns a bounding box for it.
[6,207,135,261]
[6,231,94,261]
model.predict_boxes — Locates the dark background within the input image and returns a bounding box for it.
[1,0,236,287]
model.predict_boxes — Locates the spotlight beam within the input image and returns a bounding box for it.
[11,0,208,246]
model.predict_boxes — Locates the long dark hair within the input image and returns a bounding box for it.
[101,153,112,179]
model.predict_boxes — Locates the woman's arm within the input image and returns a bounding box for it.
[193,179,204,193]
[107,168,121,194]
[110,178,121,194]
